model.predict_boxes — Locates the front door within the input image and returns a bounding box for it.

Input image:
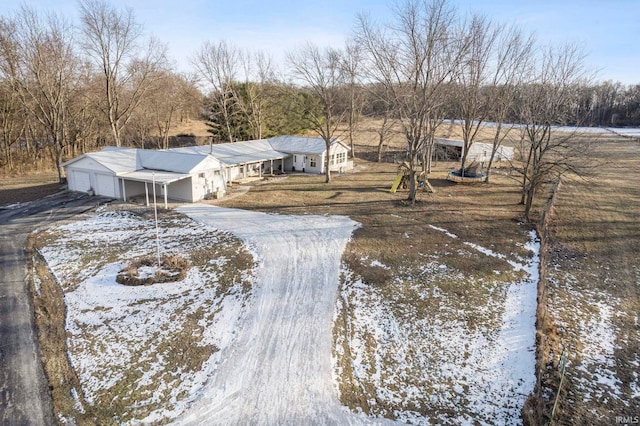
[293,154,306,172]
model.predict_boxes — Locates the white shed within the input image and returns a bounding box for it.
[433,138,514,163]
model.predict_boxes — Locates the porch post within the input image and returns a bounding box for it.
[270,159,273,175]
[121,179,127,202]
[145,181,149,206]
[163,184,168,209]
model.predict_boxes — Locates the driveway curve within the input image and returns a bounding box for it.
[177,204,396,425]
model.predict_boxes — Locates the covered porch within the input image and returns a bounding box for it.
[118,170,192,208]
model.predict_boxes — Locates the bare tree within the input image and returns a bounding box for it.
[191,40,242,143]
[287,43,348,183]
[147,71,202,149]
[357,0,466,203]
[0,19,25,171]
[79,0,167,147]
[342,39,363,158]
[483,26,535,182]
[4,7,80,181]
[367,86,398,163]
[516,43,593,221]
[453,14,499,173]
[235,50,276,140]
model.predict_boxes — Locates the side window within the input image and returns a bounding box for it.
[310,156,317,167]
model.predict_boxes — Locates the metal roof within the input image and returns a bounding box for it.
[63,135,347,177]
[433,138,464,148]
[119,169,192,185]
[268,135,348,155]
[137,149,217,173]
[61,147,138,174]
[174,139,287,167]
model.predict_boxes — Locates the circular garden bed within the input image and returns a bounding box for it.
[116,255,190,286]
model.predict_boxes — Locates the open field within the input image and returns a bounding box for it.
[539,137,640,424]
[0,172,62,206]
[20,120,639,424]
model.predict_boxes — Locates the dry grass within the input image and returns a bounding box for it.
[218,120,539,420]
[28,240,97,425]
[537,137,640,425]
[0,171,62,205]
[168,118,211,137]
[26,118,636,423]
[217,120,637,422]
[116,254,190,286]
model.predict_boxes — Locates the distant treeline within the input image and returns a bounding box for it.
[1,0,638,179]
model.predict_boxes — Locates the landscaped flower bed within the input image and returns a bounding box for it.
[116,255,189,286]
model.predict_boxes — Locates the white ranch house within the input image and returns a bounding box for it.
[62,136,352,206]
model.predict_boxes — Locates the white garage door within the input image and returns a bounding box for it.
[95,173,117,198]
[72,170,91,192]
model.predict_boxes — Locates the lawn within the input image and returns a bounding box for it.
[26,120,639,424]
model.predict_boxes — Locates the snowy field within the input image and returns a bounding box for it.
[336,228,540,424]
[445,119,640,138]
[37,208,255,423]
[37,204,541,424]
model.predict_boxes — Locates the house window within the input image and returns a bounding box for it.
[337,152,346,163]
[330,154,335,165]
[199,172,205,178]
[310,156,317,167]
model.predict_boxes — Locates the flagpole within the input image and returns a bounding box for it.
[152,173,161,268]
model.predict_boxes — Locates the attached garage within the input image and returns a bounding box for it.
[62,147,225,206]
[95,173,118,198]
[70,170,91,192]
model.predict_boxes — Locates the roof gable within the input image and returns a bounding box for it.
[62,147,138,174]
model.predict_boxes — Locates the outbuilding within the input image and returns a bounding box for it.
[433,138,514,162]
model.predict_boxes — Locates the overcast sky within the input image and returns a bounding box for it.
[1,0,638,84]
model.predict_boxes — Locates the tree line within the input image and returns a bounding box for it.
[1,0,638,217]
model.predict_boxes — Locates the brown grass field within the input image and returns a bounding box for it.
[215,123,639,424]
[11,119,639,424]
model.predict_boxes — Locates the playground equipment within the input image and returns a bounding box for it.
[390,162,434,193]
[446,161,486,183]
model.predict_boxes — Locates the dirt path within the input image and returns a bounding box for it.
[177,205,395,425]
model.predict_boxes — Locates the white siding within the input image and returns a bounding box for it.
[167,178,194,202]
[307,155,323,173]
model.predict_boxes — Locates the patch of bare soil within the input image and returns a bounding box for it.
[0,172,62,206]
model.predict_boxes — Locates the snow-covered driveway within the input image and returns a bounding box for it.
[177,205,383,425]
